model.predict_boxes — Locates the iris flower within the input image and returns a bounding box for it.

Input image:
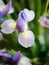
[39,16,49,28]
[0,0,14,18]
[16,8,35,48]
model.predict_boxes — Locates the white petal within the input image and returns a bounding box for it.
[18,56,32,65]
[18,30,35,48]
[1,19,16,34]
[8,7,14,14]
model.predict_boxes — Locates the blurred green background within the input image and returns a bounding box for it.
[0,0,49,65]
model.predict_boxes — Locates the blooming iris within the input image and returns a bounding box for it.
[0,0,14,18]
[16,8,35,48]
[39,16,49,28]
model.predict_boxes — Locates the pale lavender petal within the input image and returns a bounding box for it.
[18,30,35,48]
[1,19,16,34]
[39,16,49,28]
[0,33,3,41]
[0,0,12,18]
[18,56,32,65]
[16,18,28,32]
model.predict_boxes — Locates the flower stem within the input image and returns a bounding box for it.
[44,0,49,15]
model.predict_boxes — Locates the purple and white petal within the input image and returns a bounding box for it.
[39,16,49,28]
[18,8,35,22]
[13,51,21,63]
[0,33,3,41]
[18,11,27,22]
[18,30,35,48]
[1,19,16,34]
[18,56,32,65]
[0,0,12,18]
[16,18,28,32]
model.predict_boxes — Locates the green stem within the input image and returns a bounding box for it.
[44,0,49,15]
[34,0,42,36]
[30,0,42,55]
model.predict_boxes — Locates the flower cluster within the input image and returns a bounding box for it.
[0,0,35,48]
[0,49,32,65]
